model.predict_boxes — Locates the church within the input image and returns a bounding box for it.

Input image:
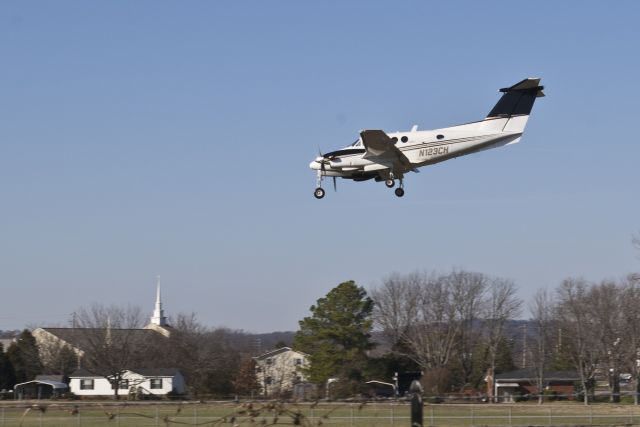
[32,279,174,371]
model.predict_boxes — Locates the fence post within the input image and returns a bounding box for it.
[350,404,354,426]
[155,405,159,427]
[430,405,434,427]
[548,408,551,426]
[589,406,593,426]
[509,407,512,427]
[391,404,394,427]
[471,405,474,427]
[410,380,423,427]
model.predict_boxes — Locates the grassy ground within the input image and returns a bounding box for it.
[2,401,640,427]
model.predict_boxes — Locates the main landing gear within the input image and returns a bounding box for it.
[386,173,405,197]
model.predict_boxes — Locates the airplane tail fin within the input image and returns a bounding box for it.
[486,78,544,133]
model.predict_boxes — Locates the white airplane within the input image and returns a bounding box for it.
[309,78,544,198]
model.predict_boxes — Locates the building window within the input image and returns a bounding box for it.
[80,379,94,390]
[111,379,129,390]
[150,378,163,389]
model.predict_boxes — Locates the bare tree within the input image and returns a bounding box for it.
[556,278,599,405]
[528,289,554,404]
[164,313,242,397]
[620,275,640,404]
[588,280,625,403]
[448,270,488,387]
[73,304,153,399]
[484,279,522,402]
[373,270,511,395]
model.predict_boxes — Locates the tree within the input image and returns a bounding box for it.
[73,304,153,399]
[6,330,43,384]
[588,280,624,403]
[293,280,374,395]
[164,314,243,397]
[0,343,16,390]
[529,289,554,404]
[618,275,640,404]
[556,278,599,405]
[373,270,516,394]
[233,357,260,397]
[483,278,521,401]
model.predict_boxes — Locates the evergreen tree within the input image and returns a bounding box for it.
[6,330,43,384]
[0,343,17,390]
[293,281,374,395]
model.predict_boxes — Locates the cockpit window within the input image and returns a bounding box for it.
[351,139,362,147]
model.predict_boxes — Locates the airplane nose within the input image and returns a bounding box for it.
[309,160,319,170]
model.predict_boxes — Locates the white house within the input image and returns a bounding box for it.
[254,347,309,397]
[69,368,185,397]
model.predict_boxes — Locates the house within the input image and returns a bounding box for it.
[254,347,309,397]
[69,368,185,397]
[494,368,579,402]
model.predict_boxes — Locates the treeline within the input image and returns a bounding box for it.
[290,271,640,404]
[2,269,640,402]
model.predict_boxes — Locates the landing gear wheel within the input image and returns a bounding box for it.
[385,179,395,188]
[314,187,325,199]
[394,188,405,197]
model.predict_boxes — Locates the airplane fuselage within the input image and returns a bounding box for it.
[310,115,527,180]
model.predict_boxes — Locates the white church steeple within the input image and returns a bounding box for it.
[150,275,168,326]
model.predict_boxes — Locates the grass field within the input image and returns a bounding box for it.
[2,401,640,427]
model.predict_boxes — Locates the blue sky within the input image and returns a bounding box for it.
[1,1,639,332]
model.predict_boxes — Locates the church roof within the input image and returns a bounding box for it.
[38,327,163,352]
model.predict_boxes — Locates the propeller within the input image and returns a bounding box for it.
[317,148,328,172]
[332,176,337,192]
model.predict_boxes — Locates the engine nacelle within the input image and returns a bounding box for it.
[329,157,373,169]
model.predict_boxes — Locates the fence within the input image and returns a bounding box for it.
[2,401,640,427]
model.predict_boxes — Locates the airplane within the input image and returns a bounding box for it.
[309,78,544,199]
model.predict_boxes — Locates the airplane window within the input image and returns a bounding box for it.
[391,137,398,143]
[401,136,408,143]
[437,134,444,140]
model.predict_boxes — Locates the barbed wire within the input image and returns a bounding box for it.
[6,400,374,427]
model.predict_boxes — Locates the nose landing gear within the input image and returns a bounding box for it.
[314,170,325,199]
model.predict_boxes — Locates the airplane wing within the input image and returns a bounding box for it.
[360,130,411,169]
